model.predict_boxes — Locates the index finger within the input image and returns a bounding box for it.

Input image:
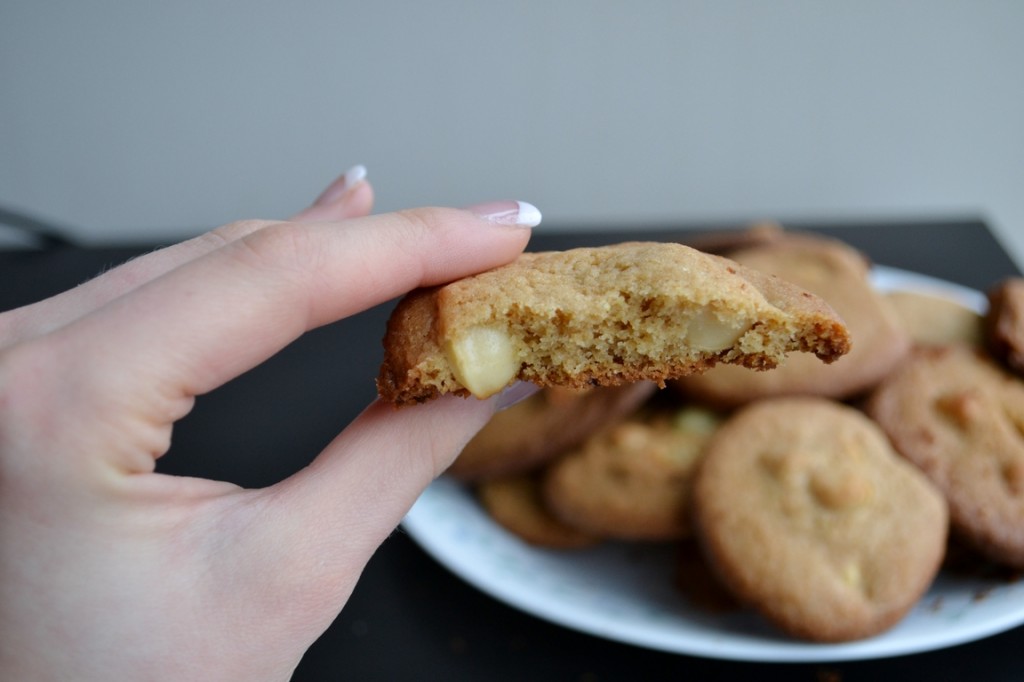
[35,202,536,432]
[2,169,374,348]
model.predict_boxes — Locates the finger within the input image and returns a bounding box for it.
[235,394,498,606]
[39,202,538,461]
[192,381,539,643]
[1,167,374,346]
[0,219,278,347]
[290,165,374,222]
[268,382,538,556]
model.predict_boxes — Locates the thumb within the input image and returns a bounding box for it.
[287,395,494,535]
[254,382,538,582]
[238,393,498,609]
[208,390,532,648]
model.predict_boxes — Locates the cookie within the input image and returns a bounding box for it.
[866,344,1024,568]
[377,242,851,405]
[693,398,947,642]
[477,473,600,548]
[679,220,786,255]
[986,277,1024,375]
[542,405,723,541]
[674,233,910,407]
[448,382,656,481]
[886,290,983,347]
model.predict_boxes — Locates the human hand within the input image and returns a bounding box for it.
[0,167,539,680]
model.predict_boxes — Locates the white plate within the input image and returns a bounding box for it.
[402,266,1021,662]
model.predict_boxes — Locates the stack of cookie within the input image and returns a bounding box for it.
[868,278,1024,571]
[378,232,1024,644]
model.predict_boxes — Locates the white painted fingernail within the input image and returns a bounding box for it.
[343,164,367,188]
[466,200,542,228]
[314,164,368,206]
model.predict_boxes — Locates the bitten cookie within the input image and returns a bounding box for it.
[542,406,723,541]
[377,242,851,405]
[674,233,909,407]
[693,398,947,643]
[448,382,656,481]
[867,344,1024,568]
[477,473,600,548]
[986,277,1024,375]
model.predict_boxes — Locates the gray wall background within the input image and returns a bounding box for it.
[2,1,1022,266]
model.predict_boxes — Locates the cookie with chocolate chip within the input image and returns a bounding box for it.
[377,242,851,405]
[867,344,1024,568]
[886,290,983,347]
[542,405,723,541]
[986,277,1024,375]
[675,233,909,407]
[477,473,600,549]
[693,397,947,642]
[448,383,656,481]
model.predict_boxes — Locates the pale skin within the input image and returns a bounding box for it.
[0,171,535,680]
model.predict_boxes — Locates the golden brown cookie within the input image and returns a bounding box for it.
[866,344,1024,568]
[986,277,1024,375]
[886,290,983,347]
[448,383,656,481]
[476,473,600,548]
[542,406,723,541]
[674,233,909,407]
[377,242,851,405]
[679,221,786,255]
[693,398,948,642]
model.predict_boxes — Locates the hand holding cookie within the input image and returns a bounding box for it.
[0,173,540,680]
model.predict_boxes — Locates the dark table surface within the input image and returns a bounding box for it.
[2,218,1021,681]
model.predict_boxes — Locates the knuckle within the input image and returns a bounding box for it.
[391,207,450,241]
[382,207,458,268]
[232,221,313,272]
[201,219,281,253]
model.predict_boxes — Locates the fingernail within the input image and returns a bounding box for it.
[494,381,541,411]
[314,164,368,206]
[466,200,542,228]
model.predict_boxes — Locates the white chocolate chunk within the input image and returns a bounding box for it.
[444,327,519,398]
[672,406,723,435]
[684,309,751,352]
[841,562,863,591]
[811,468,874,510]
